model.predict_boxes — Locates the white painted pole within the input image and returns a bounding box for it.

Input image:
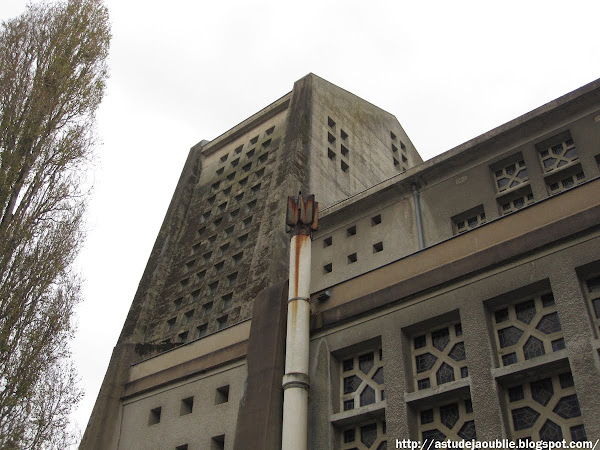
[282,191,317,450]
[281,232,311,450]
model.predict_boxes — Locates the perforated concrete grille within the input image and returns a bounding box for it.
[418,398,476,442]
[583,275,600,337]
[390,129,408,172]
[143,120,283,344]
[505,371,586,442]
[341,420,387,450]
[326,116,352,174]
[492,292,565,367]
[494,159,529,193]
[452,206,486,235]
[341,347,385,412]
[411,322,468,391]
[538,137,579,173]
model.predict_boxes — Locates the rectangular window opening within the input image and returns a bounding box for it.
[180,397,193,416]
[347,226,356,236]
[341,160,349,173]
[323,236,332,247]
[215,385,230,404]
[148,407,161,425]
[373,242,383,253]
[348,253,357,264]
[323,263,332,274]
[371,214,381,225]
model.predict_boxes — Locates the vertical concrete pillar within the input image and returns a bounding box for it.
[550,269,600,440]
[460,300,505,440]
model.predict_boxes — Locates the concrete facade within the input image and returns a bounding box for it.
[82,75,600,449]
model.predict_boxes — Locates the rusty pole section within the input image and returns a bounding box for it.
[281,193,318,450]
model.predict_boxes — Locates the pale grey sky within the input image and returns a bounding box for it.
[1,0,600,441]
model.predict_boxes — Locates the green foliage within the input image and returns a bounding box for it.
[0,0,110,447]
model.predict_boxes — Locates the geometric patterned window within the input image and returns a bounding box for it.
[546,169,586,195]
[418,398,476,442]
[340,420,387,450]
[499,190,534,215]
[452,206,486,235]
[492,292,565,367]
[494,159,529,193]
[341,347,384,412]
[538,137,579,173]
[411,322,467,391]
[505,371,586,443]
[583,275,600,337]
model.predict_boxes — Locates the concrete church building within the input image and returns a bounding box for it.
[82,74,600,449]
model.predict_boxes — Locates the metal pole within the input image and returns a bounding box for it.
[282,193,318,450]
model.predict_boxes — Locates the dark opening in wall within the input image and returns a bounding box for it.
[202,302,213,316]
[392,144,398,153]
[222,293,233,309]
[242,163,252,173]
[226,172,235,181]
[176,444,188,450]
[218,202,227,213]
[234,192,244,203]
[348,253,358,264]
[173,298,182,310]
[224,226,234,237]
[211,435,225,450]
[341,129,348,140]
[373,242,383,253]
[196,323,207,338]
[372,214,381,225]
[209,281,218,294]
[148,407,161,425]
[215,261,224,273]
[238,233,249,245]
[328,132,336,144]
[243,216,252,228]
[258,152,268,164]
[215,385,230,404]
[250,135,259,144]
[341,160,349,173]
[239,177,248,186]
[234,145,243,154]
[217,315,228,330]
[255,168,265,178]
[390,131,396,140]
[203,251,212,262]
[341,145,349,158]
[266,126,275,135]
[328,148,336,160]
[328,116,336,128]
[324,263,332,274]
[216,167,224,175]
[229,208,239,219]
[233,252,243,265]
[177,331,188,343]
[231,158,239,167]
[323,236,333,247]
[227,272,238,286]
[247,148,255,158]
[184,310,194,323]
[347,226,356,236]
[262,139,271,148]
[251,183,261,194]
[220,154,228,163]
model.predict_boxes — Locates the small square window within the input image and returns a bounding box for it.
[371,214,381,225]
[348,253,357,264]
[191,288,201,301]
[216,385,229,404]
[211,435,225,450]
[390,131,397,140]
[323,263,332,274]
[347,226,356,236]
[262,139,271,148]
[250,135,259,144]
[226,172,235,181]
[196,323,207,338]
[209,281,218,294]
[327,148,336,160]
[341,145,349,158]
[184,309,194,323]
[148,407,161,425]
[177,331,188,343]
[217,315,228,330]
[265,126,275,135]
[233,252,244,265]
[242,216,252,229]
[323,236,332,247]
[328,116,336,128]
[222,292,233,309]
[242,163,252,173]
[229,208,240,220]
[340,129,348,140]
[167,317,176,332]
[227,272,238,286]
[180,397,194,415]
[202,302,213,316]
[212,181,220,191]
[173,298,183,310]
[214,261,224,273]
[246,148,255,158]
[224,226,234,237]
[234,145,243,154]
[239,176,248,186]
[238,233,249,246]
[341,160,349,173]
[220,154,228,163]
[258,152,268,164]
[392,144,398,153]
[373,242,383,253]
[234,192,244,203]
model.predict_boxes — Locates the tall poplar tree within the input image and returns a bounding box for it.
[0,0,110,447]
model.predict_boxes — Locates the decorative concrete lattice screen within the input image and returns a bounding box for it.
[341,420,387,450]
[341,348,385,412]
[492,293,565,367]
[504,371,586,442]
[411,322,468,391]
[418,398,476,442]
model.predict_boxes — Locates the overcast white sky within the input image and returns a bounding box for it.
[1,0,600,442]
